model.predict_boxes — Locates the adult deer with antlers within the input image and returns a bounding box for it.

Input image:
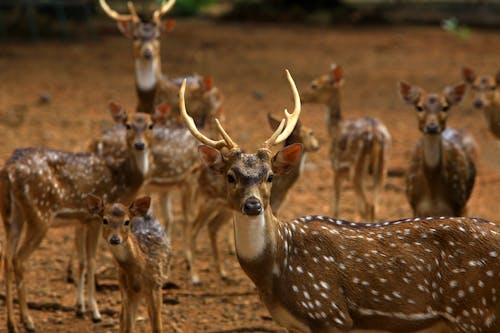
[1,103,154,333]
[462,67,500,140]
[300,65,391,221]
[399,81,477,217]
[180,70,499,333]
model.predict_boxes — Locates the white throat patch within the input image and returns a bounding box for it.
[134,150,149,177]
[233,211,267,261]
[423,134,441,168]
[135,59,157,91]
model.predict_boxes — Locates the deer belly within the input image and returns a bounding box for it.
[268,304,312,333]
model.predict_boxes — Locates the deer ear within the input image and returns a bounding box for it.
[198,145,225,174]
[330,64,343,82]
[153,103,171,124]
[399,81,421,106]
[162,19,176,33]
[117,20,134,38]
[272,143,303,175]
[444,82,467,106]
[267,113,282,131]
[87,194,104,217]
[462,67,476,84]
[129,196,151,217]
[203,76,214,91]
[109,102,128,125]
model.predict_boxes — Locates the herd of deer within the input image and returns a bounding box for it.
[1,1,499,333]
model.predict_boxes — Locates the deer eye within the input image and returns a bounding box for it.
[149,124,154,130]
[227,173,235,184]
[442,105,449,112]
[267,174,273,183]
[103,219,108,225]
[416,105,424,112]
[126,124,132,130]
[311,83,318,90]
[489,85,496,91]
[124,220,130,226]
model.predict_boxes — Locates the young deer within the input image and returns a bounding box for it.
[184,114,320,284]
[180,70,500,333]
[300,65,391,221]
[1,103,154,333]
[462,67,500,140]
[87,195,170,333]
[399,82,477,217]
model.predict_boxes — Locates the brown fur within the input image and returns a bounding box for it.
[399,82,477,217]
[300,65,391,221]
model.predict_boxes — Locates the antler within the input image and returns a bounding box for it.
[179,79,237,150]
[263,69,301,148]
[99,0,139,22]
[153,0,176,21]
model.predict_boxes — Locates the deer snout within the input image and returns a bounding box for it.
[134,141,145,151]
[424,123,440,134]
[143,48,153,60]
[109,235,121,245]
[473,99,484,109]
[242,196,262,216]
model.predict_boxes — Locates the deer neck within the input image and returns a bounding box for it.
[326,89,342,134]
[233,208,278,287]
[422,133,442,170]
[110,236,145,272]
[135,58,161,113]
[108,150,149,201]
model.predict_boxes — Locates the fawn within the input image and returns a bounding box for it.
[399,81,477,217]
[1,103,154,333]
[179,70,500,333]
[300,65,391,221]
[87,194,170,333]
[184,114,320,284]
[463,67,500,140]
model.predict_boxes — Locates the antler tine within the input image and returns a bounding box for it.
[99,0,134,21]
[126,1,140,22]
[179,79,236,150]
[264,69,302,148]
[153,0,176,21]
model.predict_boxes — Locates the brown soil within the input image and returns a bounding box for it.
[0,19,499,333]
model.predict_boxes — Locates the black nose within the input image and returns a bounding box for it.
[425,123,440,134]
[143,49,153,60]
[473,99,484,108]
[134,142,145,151]
[243,197,262,216]
[109,236,121,245]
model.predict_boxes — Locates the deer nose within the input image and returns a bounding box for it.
[473,99,484,108]
[134,141,145,151]
[243,197,262,216]
[425,123,440,134]
[109,236,121,245]
[143,49,153,60]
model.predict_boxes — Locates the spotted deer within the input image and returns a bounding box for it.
[184,113,320,284]
[87,194,170,333]
[179,70,500,333]
[399,81,477,217]
[462,67,500,140]
[1,103,154,333]
[300,65,391,221]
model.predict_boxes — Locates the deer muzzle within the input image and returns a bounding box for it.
[109,235,121,245]
[424,123,440,135]
[473,98,484,109]
[242,196,262,216]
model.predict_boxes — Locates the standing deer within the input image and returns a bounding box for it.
[399,81,477,217]
[462,67,500,140]
[179,70,500,333]
[185,114,320,284]
[1,103,154,333]
[87,194,170,333]
[300,65,391,221]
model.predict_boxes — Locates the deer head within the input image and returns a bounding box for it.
[399,81,466,135]
[267,113,319,153]
[87,194,151,245]
[300,64,344,104]
[180,70,303,216]
[463,67,500,109]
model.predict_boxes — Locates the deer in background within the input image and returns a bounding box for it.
[184,114,320,284]
[399,82,477,217]
[1,103,154,333]
[180,70,500,333]
[300,65,391,221]
[462,67,500,140]
[87,194,170,333]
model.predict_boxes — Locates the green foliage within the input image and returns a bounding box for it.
[156,0,216,16]
[441,17,472,40]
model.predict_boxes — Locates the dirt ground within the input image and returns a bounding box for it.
[0,19,499,333]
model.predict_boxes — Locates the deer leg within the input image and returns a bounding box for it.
[85,221,101,323]
[75,224,87,317]
[66,245,75,284]
[159,192,173,237]
[14,213,49,332]
[146,288,163,333]
[124,292,140,333]
[208,210,232,280]
[353,158,371,221]
[332,170,342,218]
[226,217,235,255]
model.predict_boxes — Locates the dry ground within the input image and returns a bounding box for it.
[0,19,499,332]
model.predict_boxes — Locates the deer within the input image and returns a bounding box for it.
[179,70,500,333]
[1,102,155,333]
[462,67,500,140]
[184,114,320,285]
[87,194,170,333]
[300,65,391,221]
[399,81,477,217]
